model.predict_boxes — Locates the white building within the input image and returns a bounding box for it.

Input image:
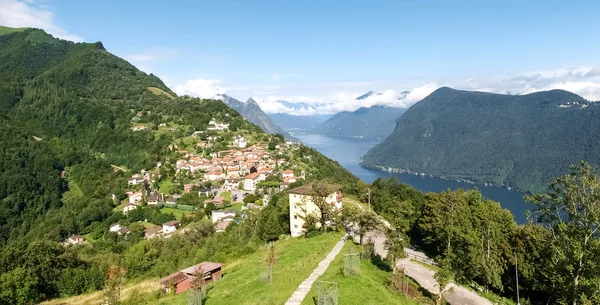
[212,210,236,223]
[162,220,180,234]
[289,184,343,237]
[207,118,229,131]
[123,204,137,214]
[128,192,143,204]
[109,223,122,233]
[244,172,265,191]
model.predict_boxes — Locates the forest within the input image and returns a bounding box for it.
[366,162,600,304]
[362,87,600,193]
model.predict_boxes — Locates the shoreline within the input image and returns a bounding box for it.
[359,163,530,194]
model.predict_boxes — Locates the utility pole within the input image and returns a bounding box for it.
[515,253,520,305]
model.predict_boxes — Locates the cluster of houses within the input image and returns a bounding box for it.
[108,220,181,239]
[174,143,284,187]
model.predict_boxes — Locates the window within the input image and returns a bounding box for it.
[294,215,298,220]
[294,225,298,228]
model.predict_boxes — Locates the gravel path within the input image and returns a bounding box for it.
[284,235,347,305]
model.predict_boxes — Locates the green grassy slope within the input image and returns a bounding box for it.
[300,241,424,305]
[0,26,28,36]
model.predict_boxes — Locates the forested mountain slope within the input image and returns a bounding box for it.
[313,105,405,139]
[362,87,600,192]
[0,28,357,304]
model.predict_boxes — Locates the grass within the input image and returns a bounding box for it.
[300,241,423,305]
[479,291,517,305]
[232,202,243,214]
[159,179,177,194]
[410,259,441,272]
[221,191,232,201]
[160,207,192,221]
[62,178,84,202]
[148,87,174,99]
[41,278,160,305]
[0,26,28,36]
[155,232,345,305]
[343,196,370,212]
[141,221,157,229]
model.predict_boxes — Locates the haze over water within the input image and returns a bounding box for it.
[296,134,533,224]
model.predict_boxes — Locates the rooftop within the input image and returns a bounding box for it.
[180,262,224,275]
[288,183,342,196]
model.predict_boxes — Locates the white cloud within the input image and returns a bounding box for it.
[0,0,83,42]
[457,66,600,101]
[173,79,225,99]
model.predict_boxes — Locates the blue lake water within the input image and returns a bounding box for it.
[296,134,533,224]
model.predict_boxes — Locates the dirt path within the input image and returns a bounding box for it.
[285,235,348,305]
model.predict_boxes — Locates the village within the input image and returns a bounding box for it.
[65,118,305,246]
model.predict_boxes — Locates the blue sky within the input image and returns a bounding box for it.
[2,0,600,114]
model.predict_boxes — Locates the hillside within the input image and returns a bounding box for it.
[313,105,406,139]
[0,27,358,304]
[361,87,600,192]
[268,113,331,134]
[218,94,295,139]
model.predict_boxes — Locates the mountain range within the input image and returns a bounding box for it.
[361,87,600,192]
[218,94,295,139]
[311,91,409,139]
[312,105,406,139]
[268,113,331,134]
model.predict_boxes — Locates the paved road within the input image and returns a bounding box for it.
[285,235,348,305]
[351,199,492,305]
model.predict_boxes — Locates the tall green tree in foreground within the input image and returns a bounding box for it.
[526,162,600,305]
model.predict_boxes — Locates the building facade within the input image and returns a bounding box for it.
[288,184,343,237]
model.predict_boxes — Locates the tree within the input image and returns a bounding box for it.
[102,265,125,305]
[306,183,337,232]
[258,207,284,241]
[526,162,600,304]
[266,243,277,282]
[243,194,258,204]
[189,265,206,305]
[0,267,39,305]
[434,257,454,305]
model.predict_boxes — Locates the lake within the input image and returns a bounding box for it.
[296,134,533,224]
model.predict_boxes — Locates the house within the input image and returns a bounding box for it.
[165,196,179,205]
[65,235,85,245]
[133,125,147,131]
[128,174,144,185]
[147,193,161,205]
[204,196,225,207]
[282,170,294,179]
[284,176,297,184]
[215,219,232,233]
[197,187,212,196]
[128,192,143,204]
[288,184,343,237]
[159,262,224,294]
[212,210,236,223]
[204,171,225,181]
[145,226,162,239]
[109,223,122,233]
[123,204,137,214]
[243,172,265,191]
[223,179,240,191]
[207,119,229,131]
[117,226,130,236]
[163,220,180,234]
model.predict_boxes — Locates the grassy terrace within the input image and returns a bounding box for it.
[300,241,424,305]
[159,207,192,221]
[125,232,344,305]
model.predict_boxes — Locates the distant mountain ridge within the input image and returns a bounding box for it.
[361,87,599,192]
[268,113,331,135]
[312,91,407,139]
[218,94,295,139]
